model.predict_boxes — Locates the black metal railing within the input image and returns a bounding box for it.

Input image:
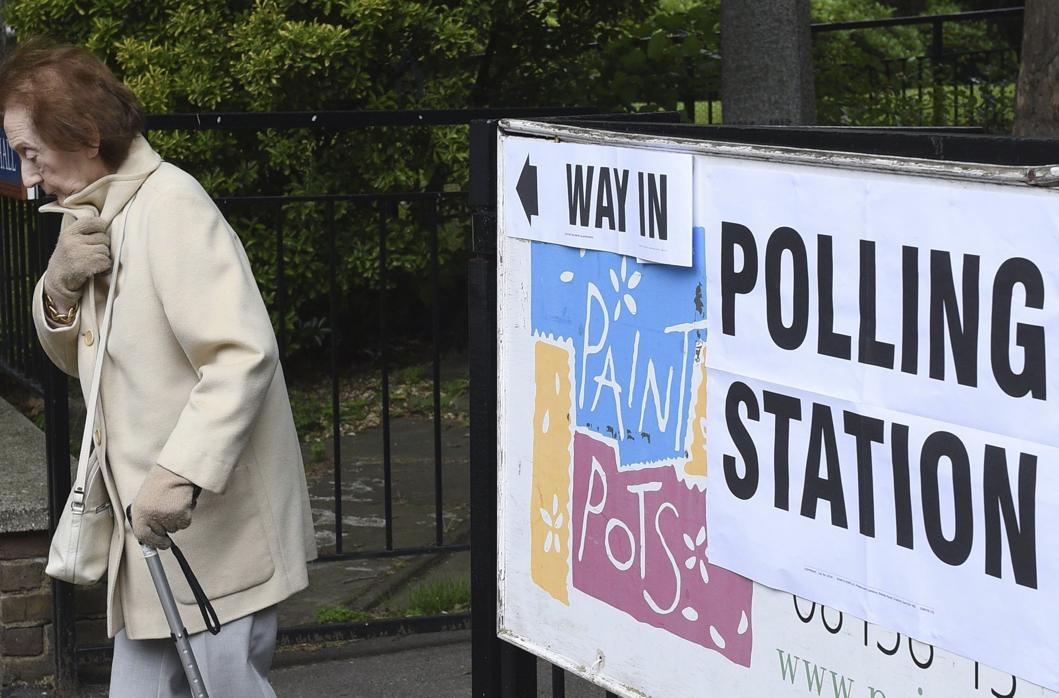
[209,191,471,562]
[812,7,1024,129]
[0,195,45,389]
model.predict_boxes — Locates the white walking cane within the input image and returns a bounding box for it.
[128,496,219,698]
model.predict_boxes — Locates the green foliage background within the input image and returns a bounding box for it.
[1,0,1021,366]
[812,0,1020,129]
[1,1,655,362]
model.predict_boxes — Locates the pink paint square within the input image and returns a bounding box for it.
[571,430,754,666]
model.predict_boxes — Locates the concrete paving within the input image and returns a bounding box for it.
[2,631,613,697]
[280,415,471,628]
[269,632,609,698]
[0,397,50,534]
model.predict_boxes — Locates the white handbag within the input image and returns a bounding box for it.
[45,200,133,585]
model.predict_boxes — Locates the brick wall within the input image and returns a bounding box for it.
[0,531,53,687]
[0,530,107,689]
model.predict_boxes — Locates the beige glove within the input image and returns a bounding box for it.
[43,217,111,310]
[130,465,197,549]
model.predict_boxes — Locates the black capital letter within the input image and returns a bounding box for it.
[929,251,980,387]
[901,246,919,375]
[890,423,915,549]
[859,240,896,369]
[991,257,1046,400]
[983,446,1037,589]
[566,164,594,226]
[724,381,760,500]
[844,411,886,538]
[721,222,758,336]
[920,431,974,567]
[765,227,810,351]
[817,235,852,360]
[800,403,847,528]
[764,391,803,511]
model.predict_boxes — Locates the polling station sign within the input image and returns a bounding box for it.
[704,156,1059,691]
[496,122,1059,698]
[0,129,31,199]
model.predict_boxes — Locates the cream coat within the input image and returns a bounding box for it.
[33,137,316,640]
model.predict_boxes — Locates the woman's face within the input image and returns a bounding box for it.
[3,103,106,204]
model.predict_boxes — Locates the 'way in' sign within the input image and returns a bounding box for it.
[502,136,692,266]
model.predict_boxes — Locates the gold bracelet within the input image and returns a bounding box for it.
[43,292,78,325]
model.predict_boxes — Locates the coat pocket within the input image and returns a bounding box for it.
[163,458,276,605]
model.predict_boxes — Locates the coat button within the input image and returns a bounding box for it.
[93,429,101,445]
[84,330,94,346]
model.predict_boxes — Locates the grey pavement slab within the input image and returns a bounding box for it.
[283,416,471,628]
[307,417,470,555]
[2,633,611,697]
[270,632,608,698]
[0,397,49,534]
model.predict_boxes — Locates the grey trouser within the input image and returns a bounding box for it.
[108,606,278,697]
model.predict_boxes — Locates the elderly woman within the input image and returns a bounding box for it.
[0,41,315,696]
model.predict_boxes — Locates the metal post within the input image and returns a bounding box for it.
[40,212,77,695]
[551,665,566,697]
[379,201,394,551]
[468,117,543,698]
[273,204,286,360]
[430,203,445,547]
[931,18,945,126]
[468,119,502,698]
[327,200,343,555]
[499,644,537,698]
[683,55,696,123]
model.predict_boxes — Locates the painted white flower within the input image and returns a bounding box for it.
[683,525,709,584]
[608,257,641,321]
[540,494,565,554]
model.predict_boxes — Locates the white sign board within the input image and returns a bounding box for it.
[502,137,693,266]
[704,156,1059,692]
[497,124,1059,697]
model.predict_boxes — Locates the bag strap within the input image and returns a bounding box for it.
[70,197,135,513]
[125,502,222,636]
[170,540,222,635]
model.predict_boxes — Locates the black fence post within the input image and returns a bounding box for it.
[931,17,946,125]
[468,118,502,698]
[500,645,537,698]
[39,212,77,694]
[468,118,541,697]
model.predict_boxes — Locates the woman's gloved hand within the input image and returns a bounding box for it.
[44,216,111,311]
[130,465,197,549]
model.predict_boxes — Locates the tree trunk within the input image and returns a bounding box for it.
[720,0,816,125]
[1013,0,1059,137]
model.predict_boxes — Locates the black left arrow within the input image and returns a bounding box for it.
[516,155,538,224]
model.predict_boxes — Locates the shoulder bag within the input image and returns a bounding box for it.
[45,198,134,585]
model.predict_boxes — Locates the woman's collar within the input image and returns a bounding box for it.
[40,136,162,222]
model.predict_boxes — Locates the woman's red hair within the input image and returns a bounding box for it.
[0,38,144,169]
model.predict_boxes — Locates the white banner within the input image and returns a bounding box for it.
[703,155,1059,691]
[502,136,693,266]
